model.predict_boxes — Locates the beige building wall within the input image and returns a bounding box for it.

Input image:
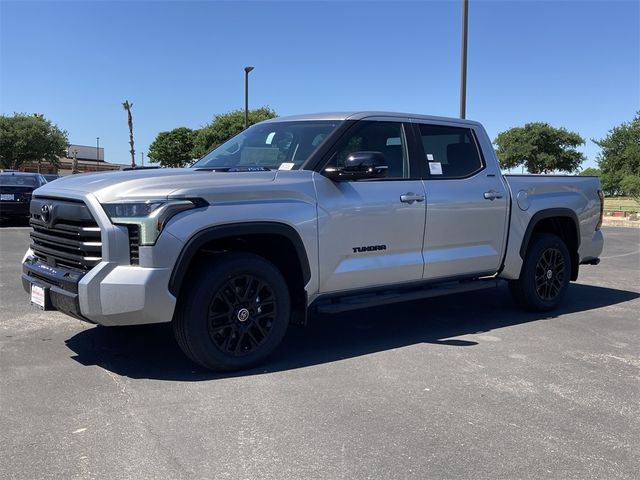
[19,143,123,175]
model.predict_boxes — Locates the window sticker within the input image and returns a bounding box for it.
[426,153,434,161]
[279,162,295,170]
[240,147,279,165]
[265,132,276,145]
[429,162,443,175]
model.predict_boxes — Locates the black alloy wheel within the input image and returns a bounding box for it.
[534,247,566,301]
[208,274,277,356]
[509,233,571,312]
[174,253,290,371]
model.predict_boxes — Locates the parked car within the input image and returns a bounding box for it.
[42,174,60,183]
[21,112,604,371]
[0,171,47,219]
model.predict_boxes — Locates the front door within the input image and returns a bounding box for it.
[314,120,427,293]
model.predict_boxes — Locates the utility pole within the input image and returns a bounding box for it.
[244,66,254,129]
[141,151,144,167]
[96,137,100,171]
[459,0,469,119]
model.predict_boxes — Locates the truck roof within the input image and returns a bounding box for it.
[261,111,482,127]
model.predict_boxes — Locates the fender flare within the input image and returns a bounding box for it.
[519,208,580,259]
[168,222,311,297]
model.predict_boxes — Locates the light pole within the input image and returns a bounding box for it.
[244,66,254,130]
[459,0,469,119]
[96,137,100,171]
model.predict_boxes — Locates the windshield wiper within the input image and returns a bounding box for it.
[194,166,271,172]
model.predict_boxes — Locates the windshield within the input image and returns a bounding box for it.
[192,121,340,170]
[0,174,39,187]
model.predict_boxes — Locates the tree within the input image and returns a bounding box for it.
[0,113,68,170]
[122,100,136,168]
[494,122,585,174]
[620,175,640,201]
[192,107,277,158]
[579,167,601,176]
[147,127,197,168]
[594,112,640,196]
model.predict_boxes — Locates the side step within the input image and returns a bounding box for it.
[580,258,600,265]
[314,278,502,314]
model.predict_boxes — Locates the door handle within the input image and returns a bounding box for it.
[400,192,425,204]
[483,190,503,201]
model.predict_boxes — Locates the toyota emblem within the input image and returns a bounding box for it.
[40,204,52,223]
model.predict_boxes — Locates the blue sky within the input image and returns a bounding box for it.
[1,0,638,169]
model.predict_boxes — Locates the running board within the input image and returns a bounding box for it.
[580,257,600,265]
[314,278,502,314]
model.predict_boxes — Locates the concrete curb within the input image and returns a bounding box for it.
[602,218,640,228]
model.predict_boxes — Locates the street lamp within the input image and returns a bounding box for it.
[244,66,254,130]
[96,137,100,171]
[459,0,469,119]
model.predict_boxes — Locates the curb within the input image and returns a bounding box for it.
[602,218,640,228]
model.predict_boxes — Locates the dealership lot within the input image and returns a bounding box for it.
[1,226,638,479]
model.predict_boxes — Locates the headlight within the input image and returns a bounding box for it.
[101,198,207,245]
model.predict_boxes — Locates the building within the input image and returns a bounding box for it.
[60,144,122,175]
[21,144,122,175]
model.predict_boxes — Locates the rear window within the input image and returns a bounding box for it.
[0,175,39,186]
[418,124,483,179]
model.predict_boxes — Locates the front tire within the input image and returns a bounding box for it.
[173,253,290,371]
[510,233,571,312]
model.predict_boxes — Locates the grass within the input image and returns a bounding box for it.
[604,196,640,212]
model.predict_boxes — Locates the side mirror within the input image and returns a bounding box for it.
[324,151,388,181]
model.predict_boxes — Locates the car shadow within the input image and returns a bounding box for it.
[0,217,30,227]
[65,283,639,381]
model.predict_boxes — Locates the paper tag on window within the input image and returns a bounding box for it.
[426,153,434,161]
[265,132,276,145]
[279,162,295,171]
[429,162,443,175]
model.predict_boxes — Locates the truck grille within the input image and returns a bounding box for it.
[29,198,102,271]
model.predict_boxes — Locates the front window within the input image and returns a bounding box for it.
[324,121,409,178]
[193,121,340,170]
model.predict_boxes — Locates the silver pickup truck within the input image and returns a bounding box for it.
[22,112,604,371]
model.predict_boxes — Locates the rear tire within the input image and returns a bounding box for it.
[510,233,571,312]
[173,253,290,371]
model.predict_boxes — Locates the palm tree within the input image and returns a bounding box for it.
[122,100,136,168]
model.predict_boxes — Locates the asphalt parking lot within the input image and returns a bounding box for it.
[1,225,638,480]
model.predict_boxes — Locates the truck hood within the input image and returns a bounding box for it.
[35,168,278,203]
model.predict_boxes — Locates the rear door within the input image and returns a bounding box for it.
[314,118,427,293]
[414,121,509,280]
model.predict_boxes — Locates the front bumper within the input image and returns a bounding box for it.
[22,256,87,321]
[21,189,185,326]
[22,252,177,326]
